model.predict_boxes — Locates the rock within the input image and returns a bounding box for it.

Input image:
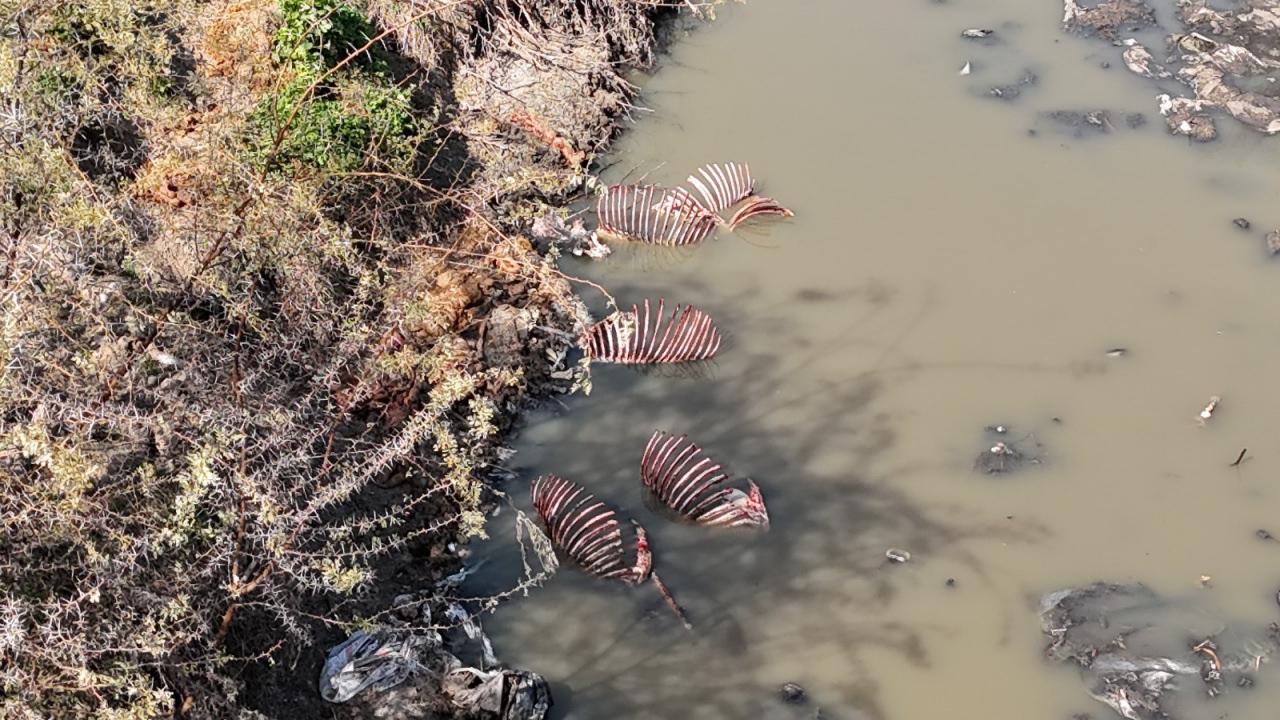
[1062,0,1156,39]
[1266,230,1280,256]
[484,304,539,368]
[1233,217,1251,230]
[779,682,808,704]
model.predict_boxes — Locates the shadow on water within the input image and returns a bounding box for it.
[467,279,1048,720]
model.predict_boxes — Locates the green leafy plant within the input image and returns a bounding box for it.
[248,0,418,173]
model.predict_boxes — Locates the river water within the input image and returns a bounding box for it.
[468,1,1280,718]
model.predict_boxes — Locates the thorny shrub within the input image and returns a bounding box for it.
[0,0,649,715]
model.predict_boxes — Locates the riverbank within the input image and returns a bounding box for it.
[0,2,712,717]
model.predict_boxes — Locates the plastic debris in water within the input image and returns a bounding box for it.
[959,61,972,75]
[885,548,911,564]
[1198,395,1221,425]
[640,431,769,529]
[961,28,995,39]
[596,162,792,245]
[582,298,720,365]
[530,474,692,629]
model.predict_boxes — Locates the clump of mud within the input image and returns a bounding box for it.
[1062,0,1157,39]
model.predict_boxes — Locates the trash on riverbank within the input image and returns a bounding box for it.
[320,629,431,704]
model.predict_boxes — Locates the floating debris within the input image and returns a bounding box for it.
[1105,347,1128,357]
[959,61,972,75]
[973,426,1043,474]
[1197,395,1220,425]
[975,441,1019,474]
[885,548,911,564]
[640,431,769,529]
[961,28,995,39]
[988,70,1038,100]
[1043,110,1112,137]
[531,474,691,629]
[1231,448,1248,467]
[596,162,792,246]
[779,682,807,705]
[583,298,721,365]
[1266,230,1280,256]
[1256,528,1274,542]
[1233,217,1252,230]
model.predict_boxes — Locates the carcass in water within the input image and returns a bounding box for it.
[582,298,720,365]
[595,162,792,245]
[640,431,769,529]
[530,474,691,629]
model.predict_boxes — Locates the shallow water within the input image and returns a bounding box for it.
[467,1,1280,718]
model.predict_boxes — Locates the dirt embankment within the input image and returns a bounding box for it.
[0,2,707,718]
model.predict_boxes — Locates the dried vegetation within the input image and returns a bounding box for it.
[0,0,714,716]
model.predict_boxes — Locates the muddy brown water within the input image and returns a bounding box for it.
[466,1,1280,718]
